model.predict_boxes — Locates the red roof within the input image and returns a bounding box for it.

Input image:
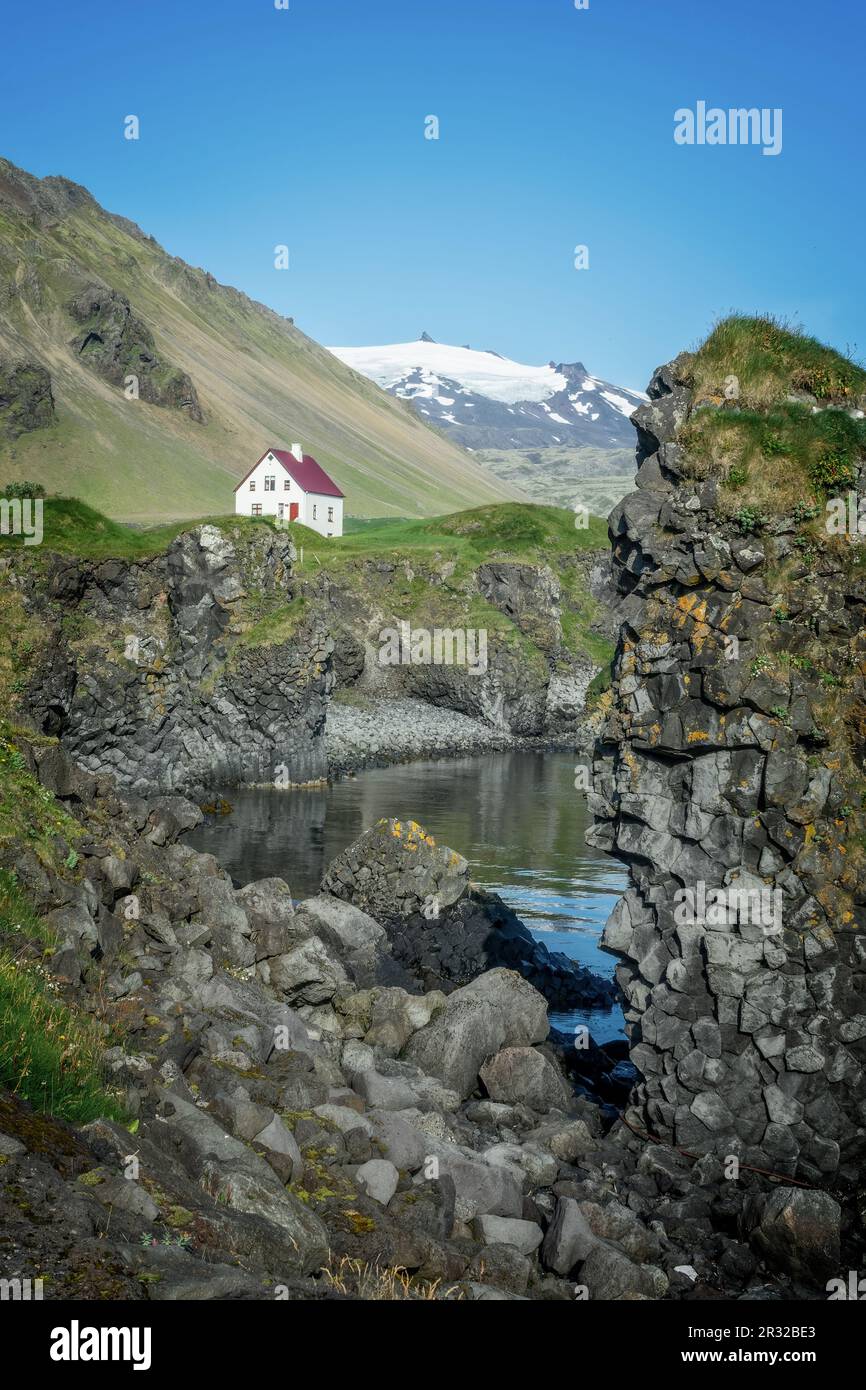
[234,449,345,498]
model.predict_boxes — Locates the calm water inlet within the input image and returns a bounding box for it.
[187,751,627,1042]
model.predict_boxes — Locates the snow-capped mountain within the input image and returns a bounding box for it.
[329,335,646,453]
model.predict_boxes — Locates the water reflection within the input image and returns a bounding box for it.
[187,751,627,1041]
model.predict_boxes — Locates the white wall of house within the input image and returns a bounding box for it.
[234,453,293,519]
[234,451,344,537]
[302,492,343,538]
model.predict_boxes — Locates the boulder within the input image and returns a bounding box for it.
[298,894,385,953]
[268,937,347,1005]
[481,1143,558,1188]
[321,817,469,921]
[150,1093,327,1274]
[745,1187,841,1282]
[368,1110,431,1171]
[237,878,310,959]
[251,1114,304,1184]
[541,1197,598,1275]
[429,1149,524,1223]
[581,1243,668,1300]
[524,1117,598,1163]
[472,1215,544,1256]
[479,1047,572,1112]
[363,987,446,1055]
[403,969,548,1100]
[355,1159,399,1207]
[91,1177,159,1224]
[353,1060,460,1114]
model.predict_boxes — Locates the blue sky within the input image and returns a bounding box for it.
[1,0,863,390]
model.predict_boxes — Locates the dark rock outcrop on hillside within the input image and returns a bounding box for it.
[588,356,866,1183]
[19,523,331,792]
[0,355,55,439]
[0,159,102,225]
[67,284,203,420]
[475,561,562,656]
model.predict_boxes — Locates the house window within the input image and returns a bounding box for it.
[284,479,291,491]
[265,475,276,492]
[312,504,317,520]
[251,503,262,516]
[327,506,334,522]
[249,480,256,491]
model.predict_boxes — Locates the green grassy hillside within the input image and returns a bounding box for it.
[0,158,520,522]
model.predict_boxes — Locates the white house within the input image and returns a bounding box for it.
[234,444,345,538]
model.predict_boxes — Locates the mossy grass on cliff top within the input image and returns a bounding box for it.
[294,504,607,569]
[0,496,285,561]
[680,318,866,520]
[236,597,309,649]
[681,402,866,517]
[1,497,605,566]
[690,314,866,408]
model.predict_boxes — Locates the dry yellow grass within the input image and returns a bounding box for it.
[321,1255,464,1301]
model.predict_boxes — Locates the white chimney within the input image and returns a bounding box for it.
[291,442,303,462]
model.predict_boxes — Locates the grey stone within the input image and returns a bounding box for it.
[541,1196,597,1275]
[472,1215,543,1256]
[581,1243,668,1300]
[479,1047,572,1112]
[355,1158,399,1206]
[251,1115,304,1183]
[747,1187,841,1281]
[151,1092,327,1274]
[269,937,347,1005]
[403,969,548,1100]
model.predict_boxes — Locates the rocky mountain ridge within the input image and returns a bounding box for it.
[331,336,645,454]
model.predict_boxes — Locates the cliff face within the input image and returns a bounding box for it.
[301,554,576,737]
[14,523,333,792]
[589,355,866,1183]
[6,508,610,793]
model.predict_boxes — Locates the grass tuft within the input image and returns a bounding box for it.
[0,870,126,1125]
[321,1255,463,1301]
[689,314,866,408]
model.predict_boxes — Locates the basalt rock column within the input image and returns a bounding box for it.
[588,356,866,1182]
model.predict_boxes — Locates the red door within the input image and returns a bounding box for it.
[289,502,299,521]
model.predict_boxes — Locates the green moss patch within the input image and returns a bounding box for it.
[690,315,866,409]
[681,403,866,519]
